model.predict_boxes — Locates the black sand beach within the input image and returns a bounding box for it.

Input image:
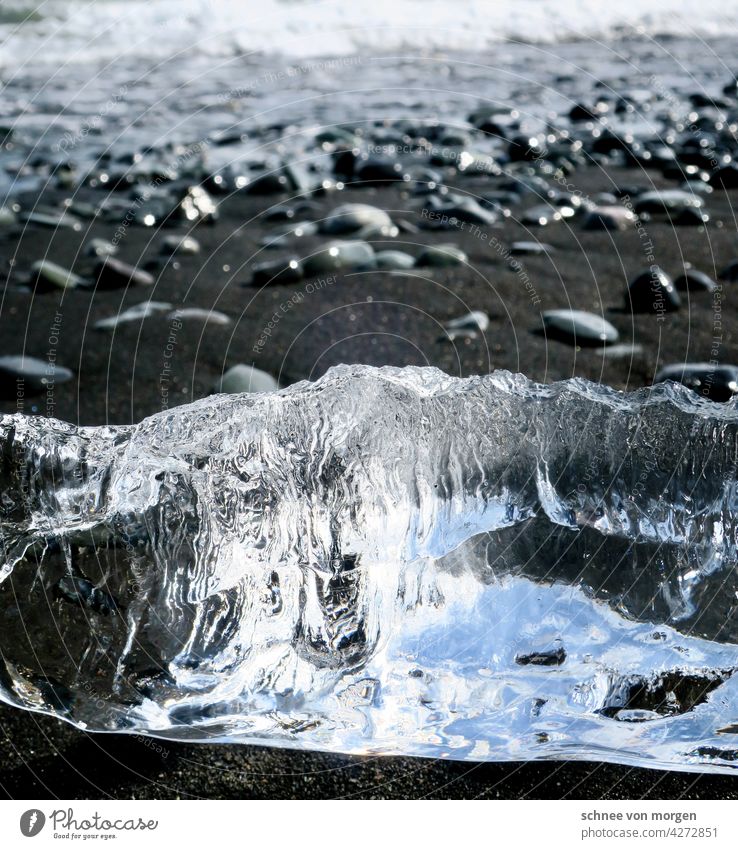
[3,31,738,798]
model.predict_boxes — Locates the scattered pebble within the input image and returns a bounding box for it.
[250,258,303,286]
[674,269,718,292]
[94,257,155,289]
[0,355,73,394]
[168,308,231,325]
[542,309,619,346]
[319,203,395,238]
[626,267,681,313]
[214,364,280,394]
[654,363,738,402]
[415,244,467,268]
[303,240,374,276]
[441,310,490,342]
[31,260,87,291]
[160,235,201,255]
[94,301,172,330]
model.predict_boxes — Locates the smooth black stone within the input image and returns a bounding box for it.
[673,207,709,226]
[709,163,738,188]
[508,135,545,162]
[655,363,738,402]
[510,241,554,256]
[541,309,619,346]
[719,259,738,281]
[353,157,405,184]
[94,257,155,289]
[0,355,74,396]
[674,269,718,292]
[633,190,703,216]
[626,267,681,313]
[250,259,303,286]
[569,103,607,122]
[244,173,290,194]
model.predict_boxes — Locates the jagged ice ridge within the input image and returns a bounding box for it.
[0,365,737,772]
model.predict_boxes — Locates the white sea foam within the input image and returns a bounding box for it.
[2,0,738,70]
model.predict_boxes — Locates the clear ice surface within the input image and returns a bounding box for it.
[1,364,738,772]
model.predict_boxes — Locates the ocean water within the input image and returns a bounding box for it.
[2,0,738,68]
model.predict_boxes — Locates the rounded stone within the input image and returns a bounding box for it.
[633,190,703,215]
[160,235,201,255]
[674,269,717,292]
[319,203,394,237]
[626,267,681,314]
[541,309,619,346]
[303,241,375,276]
[655,363,738,402]
[415,244,467,268]
[371,250,416,271]
[719,259,738,282]
[250,258,303,286]
[582,205,636,231]
[94,257,155,290]
[214,365,280,395]
[0,355,73,394]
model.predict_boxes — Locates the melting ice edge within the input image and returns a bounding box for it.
[1,364,738,773]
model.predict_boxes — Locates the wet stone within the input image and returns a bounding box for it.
[94,257,155,290]
[0,355,73,395]
[168,308,231,326]
[441,310,490,342]
[31,260,87,291]
[85,239,118,258]
[674,269,718,292]
[303,241,374,276]
[626,267,681,314]
[370,250,416,270]
[655,363,738,402]
[542,309,619,346]
[719,259,738,281]
[510,241,554,256]
[582,205,636,231]
[319,203,394,238]
[633,190,703,215]
[160,235,201,255]
[94,301,172,330]
[415,244,467,268]
[214,364,280,394]
[250,258,303,286]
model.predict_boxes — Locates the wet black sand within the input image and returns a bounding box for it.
[3,703,738,799]
[1,160,738,798]
[1,167,735,426]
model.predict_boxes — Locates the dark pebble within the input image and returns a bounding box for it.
[626,267,681,313]
[0,355,73,395]
[674,269,718,292]
[250,258,303,286]
[542,309,619,346]
[94,257,155,289]
[654,363,738,402]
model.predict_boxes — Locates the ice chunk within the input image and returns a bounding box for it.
[0,365,737,771]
